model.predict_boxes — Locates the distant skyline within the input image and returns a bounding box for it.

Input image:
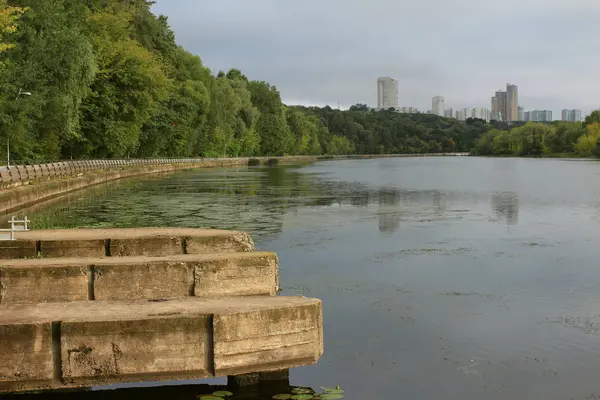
[151,0,599,119]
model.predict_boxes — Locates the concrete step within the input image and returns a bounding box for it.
[0,252,279,304]
[0,228,255,259]
[0,296,323,393]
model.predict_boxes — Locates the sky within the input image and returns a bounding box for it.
[152,0,600,119]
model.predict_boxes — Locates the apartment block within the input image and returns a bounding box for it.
[524,110,553,122]
[432,96,445,117]
[561,109,582,122]
[398,106,419,114]
[377,77,399,110]
[491,83,519,122]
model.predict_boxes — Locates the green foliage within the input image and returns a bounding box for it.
[474,121,591,157]
[584,110,600,126]
[576,123,600,155]
[297,106,489,155]
[0,0,27,57]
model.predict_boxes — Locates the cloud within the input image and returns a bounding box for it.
[152,0,600,117]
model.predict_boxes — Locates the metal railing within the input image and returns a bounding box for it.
[0,216,30,241]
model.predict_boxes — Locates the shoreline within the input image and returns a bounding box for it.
[0,153,469,214]
[477,153,598,160]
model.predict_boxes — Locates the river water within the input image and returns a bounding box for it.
[14,157,600,400]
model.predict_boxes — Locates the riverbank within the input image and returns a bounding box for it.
[477,153,598,160]
[0,153,469,214]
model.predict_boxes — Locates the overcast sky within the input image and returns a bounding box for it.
[152,0,599,118]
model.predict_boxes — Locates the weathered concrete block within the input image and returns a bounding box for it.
[213,300,323,376]
[93,259,190,301]
[40,164,50,177]
[0,296,323,393]
[110,236,182,257]
[0,240,37,259]
[0,252,278,303]
[0,168,12,184]
[186,232,255,254]
[0,263,88,304]
[194,252,278,297]
[9,166,23,182]
[0,323,54,392]
[61,316,211,385]
[25,165,36,180]
[12,228,256,259]
[40,239,106,258]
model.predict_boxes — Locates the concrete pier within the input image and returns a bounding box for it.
[0,228,323,394]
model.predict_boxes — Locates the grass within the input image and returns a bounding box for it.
[30,213,77,230]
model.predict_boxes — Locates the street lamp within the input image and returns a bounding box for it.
[7,89,32,166]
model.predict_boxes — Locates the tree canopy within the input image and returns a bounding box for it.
[472,121,594,157]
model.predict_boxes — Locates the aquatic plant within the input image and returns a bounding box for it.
[272,385,344,400]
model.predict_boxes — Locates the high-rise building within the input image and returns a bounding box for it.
[525,110,553,122]
[377,77,398,110]
[444,108,454,118]
[455,109,465,121]
[561,109,582,122]
[491,96,499,121]
[491,83,519,122]
[399,106,419,114]
[432,96,445,117]
[506,84,518,122]
[472,108,491,121]
[518,106,525,121]
[495,90,507,121]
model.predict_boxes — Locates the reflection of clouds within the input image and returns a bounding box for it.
[491,192,519,225]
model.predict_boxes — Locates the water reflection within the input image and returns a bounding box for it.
[491,192,519,225]
[377,189,401,234]
[13,166,506,239]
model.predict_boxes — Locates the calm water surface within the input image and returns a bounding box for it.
[15,157,600,400]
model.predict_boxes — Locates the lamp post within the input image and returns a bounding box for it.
[7,89,32,166]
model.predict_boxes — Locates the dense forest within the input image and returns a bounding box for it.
[0,1,598,163]
[473,111,600,157]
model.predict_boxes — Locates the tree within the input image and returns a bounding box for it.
[511,123,551,156]
[584,110,600,126]
[248,81,293,155]
[575,123,600,155]
[0,0,27,58]
[349,103,369,112]
[79,4,170,158]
